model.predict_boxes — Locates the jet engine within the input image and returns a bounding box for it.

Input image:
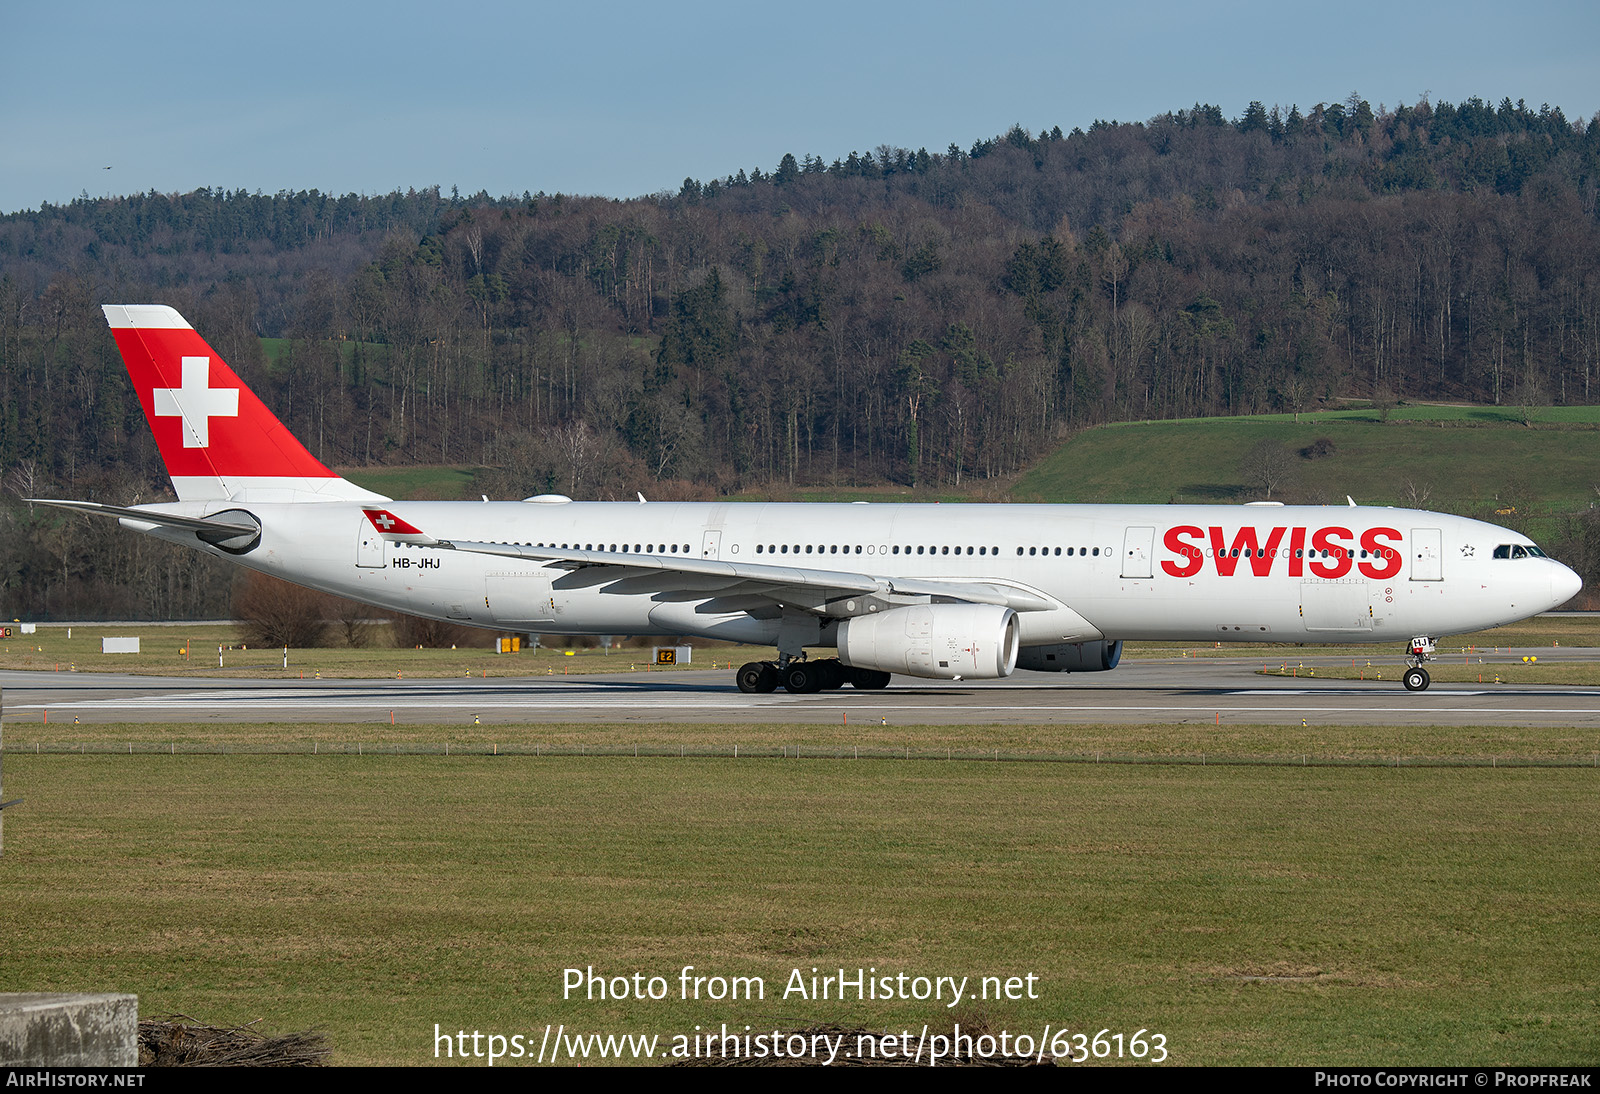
[837,603,1019,680]
[1014,640,1122,673]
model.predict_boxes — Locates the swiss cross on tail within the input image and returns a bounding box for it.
[154,356,239,447]
[102,304,387,504]
[363,509,437,545]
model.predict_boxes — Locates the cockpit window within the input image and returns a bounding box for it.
[1494,543,1547,559]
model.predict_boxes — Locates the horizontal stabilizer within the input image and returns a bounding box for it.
[29,499,259,536]
[30,499,264,553]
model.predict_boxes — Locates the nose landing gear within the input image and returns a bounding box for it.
[1403,636,1437,692]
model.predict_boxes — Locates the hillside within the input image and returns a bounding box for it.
[6,94,1600,618]
[1014,405,1600,513]
[5,95,1600,500]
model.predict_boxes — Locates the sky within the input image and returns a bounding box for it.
[4,0,1598,214]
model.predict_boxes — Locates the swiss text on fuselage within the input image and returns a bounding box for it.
[1161,526,1404,580]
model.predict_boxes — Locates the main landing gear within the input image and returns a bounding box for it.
[1403,636,1437,692]
[736,658,891,694]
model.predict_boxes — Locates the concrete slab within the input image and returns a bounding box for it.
[0,993,137,1067]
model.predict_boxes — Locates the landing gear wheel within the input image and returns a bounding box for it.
[737,661,778,693]
[782,662,824,694]
[847,667,891,689]
[1403,667,1431,692]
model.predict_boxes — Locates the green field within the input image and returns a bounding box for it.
[0,625,742,678]
[6,720,1597,765]
[272,403,1600,544]
[1131,614,1600,657]
[1013,405,1600,514]
[5,615,1590,681]
[195,399,1600,524]
[339,465,489,501]
[1262,658,1600,688]
[1,745,1594,1066]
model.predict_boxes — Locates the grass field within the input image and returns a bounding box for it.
[256,401,1600,524]
[1012,406,1600,515]
[1131,615,1600,658]
[0,625,740,678]
[5,720,1597,764]
[338,465,489,501]
[1,746,1594,1066]
[4,616,1591,681]
[1262,658,1600,687]
[4,625,1597,1066]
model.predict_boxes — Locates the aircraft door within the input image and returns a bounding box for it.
[1410,528,1442,581]
[356,516,387,568]
[701,530,722,559]
[1121,526,1155,579]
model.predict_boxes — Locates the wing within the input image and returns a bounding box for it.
[365,509,1055,618]
[446,540,1057,616]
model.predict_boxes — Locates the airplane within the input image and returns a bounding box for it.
[33,304,1583,695]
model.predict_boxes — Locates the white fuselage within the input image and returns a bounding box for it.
[127,500,1581,656]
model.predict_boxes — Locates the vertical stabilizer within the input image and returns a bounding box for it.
[103,305,386,502]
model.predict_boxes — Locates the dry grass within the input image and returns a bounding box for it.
[2,749,1597,1065]
[0,624,746,678]
[5,720,1599,764]
[139,1016,329,1066]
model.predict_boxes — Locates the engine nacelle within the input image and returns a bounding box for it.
[1015,640,1123,673]
[837,604,1019,680]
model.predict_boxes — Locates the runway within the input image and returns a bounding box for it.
[5,652,1600,726]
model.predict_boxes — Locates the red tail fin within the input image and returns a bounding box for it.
[104,305,385,503]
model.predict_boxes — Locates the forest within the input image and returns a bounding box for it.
[3,93,1599,619]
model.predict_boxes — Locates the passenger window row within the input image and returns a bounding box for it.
[401,539,1130,562]
[438,542,691,553]
[750,544,1102,558]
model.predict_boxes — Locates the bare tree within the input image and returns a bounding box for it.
[561,419,596,495]
[1240,439,1297,500]
[233,573,333,648]
[1401,478,1433,507]
[331,596,374,648]
[389,612,495,649]
[3,461,43,505]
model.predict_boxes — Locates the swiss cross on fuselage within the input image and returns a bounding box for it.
[153,356,239,448]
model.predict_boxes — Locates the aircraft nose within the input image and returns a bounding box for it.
[1552,562,1582,608]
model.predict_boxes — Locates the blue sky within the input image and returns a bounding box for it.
[4,0,1597,214]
